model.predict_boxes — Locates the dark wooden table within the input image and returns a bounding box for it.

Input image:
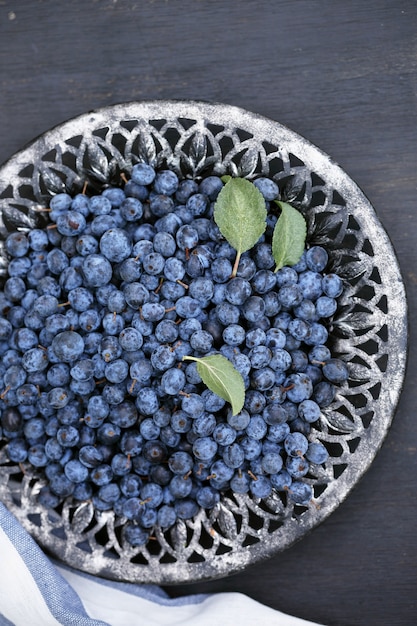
[1,1,416,624]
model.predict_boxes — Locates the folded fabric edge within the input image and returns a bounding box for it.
[0,503,109,626]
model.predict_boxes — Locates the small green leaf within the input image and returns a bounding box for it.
[182,354,245,416]
[272,201,307,272]
[220,175,232,184]
[214,178,267,275]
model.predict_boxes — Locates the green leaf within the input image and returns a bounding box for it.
[182,354,245,416]
[272,200,307,272]
[214,177,267,260]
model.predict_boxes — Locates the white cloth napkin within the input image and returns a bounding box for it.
[0,503,324,626]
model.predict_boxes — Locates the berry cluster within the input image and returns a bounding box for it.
[0,164,348,546]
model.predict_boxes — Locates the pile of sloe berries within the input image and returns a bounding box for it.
[0,164,348,546]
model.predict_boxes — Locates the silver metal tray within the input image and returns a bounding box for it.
[0,101,408,584]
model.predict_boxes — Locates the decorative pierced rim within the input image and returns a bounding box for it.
[0,101,408,584]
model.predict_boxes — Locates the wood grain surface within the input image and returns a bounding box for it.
[0,1,416,624]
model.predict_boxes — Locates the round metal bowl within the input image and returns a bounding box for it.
[0,101,408,584]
